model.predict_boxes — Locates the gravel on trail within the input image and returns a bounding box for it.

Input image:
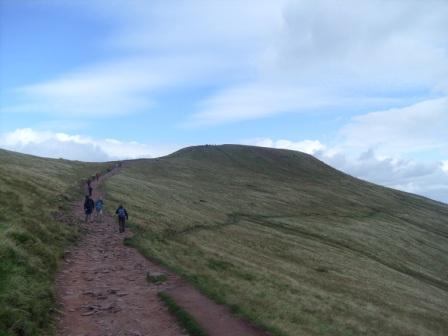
[55,171,271,336]
[55,176,186,336]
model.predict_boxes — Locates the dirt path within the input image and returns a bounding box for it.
[55,175,185,336]
[55,172,270,336]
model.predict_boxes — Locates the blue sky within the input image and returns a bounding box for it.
[1,0,447,202]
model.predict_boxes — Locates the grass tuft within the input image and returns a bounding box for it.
[146,272,168,285]
[158,292,207,336]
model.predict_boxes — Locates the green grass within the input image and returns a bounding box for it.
[158,292,207,336]
[104,144,448,336]
[0,149,111,336]
[146,272,168,285]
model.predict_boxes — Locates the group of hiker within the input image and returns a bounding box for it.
[83,171,129,233]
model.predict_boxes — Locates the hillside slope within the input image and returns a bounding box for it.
[0,149,109,336]
[104,144,448,336]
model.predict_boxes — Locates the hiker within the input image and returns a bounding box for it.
[115,204,129,233]
[95,198,104,222]
[84,195,95,223]
[85,178,93,196]
[96,173,100,181]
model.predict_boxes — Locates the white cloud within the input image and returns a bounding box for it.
[319,149,448,203]
[320,149,436,186]
[187,85,334,126]
[243,137,448,202]
[0,128,178,161]
[4,0,448,122]
[75,0,285,53]
[2,127,446,202]
[274,0,448,85]
[2,61,151,117]
[244,137,326,155]
[186,83,409,126]
[2,1,448,202]
[442,160,448,173]
[2,55,241,117]
[187,0,448,125]
[340,97,448,155]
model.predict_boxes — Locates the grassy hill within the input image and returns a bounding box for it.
[0,149,109,336]
[1,145,447,336]
[104,144,448,336]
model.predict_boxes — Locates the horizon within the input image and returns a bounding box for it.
[3,143,447,206]
[1,0,447,202]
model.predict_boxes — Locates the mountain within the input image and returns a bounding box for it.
[1,145,447,336]
[104,144,448,336]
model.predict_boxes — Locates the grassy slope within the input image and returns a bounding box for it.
[105,145,448,336]
[0,149,109,336]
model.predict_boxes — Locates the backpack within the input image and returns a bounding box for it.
[85,199,94,210]
[117,207,126,218]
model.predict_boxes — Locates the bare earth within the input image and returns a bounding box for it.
[55,175,270,336]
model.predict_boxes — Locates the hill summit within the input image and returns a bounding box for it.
[103,144,448,336]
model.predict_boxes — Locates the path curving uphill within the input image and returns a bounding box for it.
[55,173,186,336]
[55,170,271,336]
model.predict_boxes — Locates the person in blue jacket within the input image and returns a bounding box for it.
[115,204,129,233]
[95,198,104,222]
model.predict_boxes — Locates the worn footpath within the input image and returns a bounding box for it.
[55,172,270,336]
[55,173,184,336]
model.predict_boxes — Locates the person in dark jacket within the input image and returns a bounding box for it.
[84,195,95,223]
[115,204,129,233]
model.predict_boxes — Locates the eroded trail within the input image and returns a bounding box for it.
[56,172,271,336]
[55,177,186,336]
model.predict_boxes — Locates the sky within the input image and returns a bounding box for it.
[0,0,447,202]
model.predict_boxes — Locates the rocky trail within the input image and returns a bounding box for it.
[55,171,270,336]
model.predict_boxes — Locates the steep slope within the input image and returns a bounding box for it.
[104,144,448,336]
[0,149,110,336]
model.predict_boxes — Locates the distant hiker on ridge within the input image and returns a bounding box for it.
[84,195,95,223]
[85,179,91,195]
[85,178,94,196]
[95,198,104,222]
[115,204,129,233]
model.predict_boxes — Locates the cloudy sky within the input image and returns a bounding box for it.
[1,0,447,202]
